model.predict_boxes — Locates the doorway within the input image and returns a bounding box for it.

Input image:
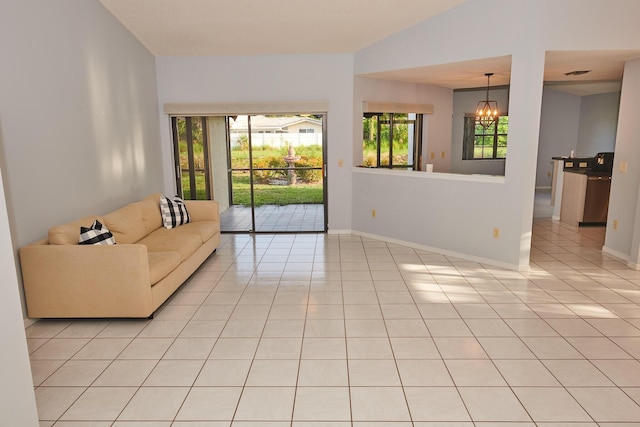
[171,114,327,233]
[223,114,326,233]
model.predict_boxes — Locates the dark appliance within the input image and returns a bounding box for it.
[592,152,614,173]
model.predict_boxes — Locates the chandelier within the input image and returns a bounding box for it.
[475,73,499,128]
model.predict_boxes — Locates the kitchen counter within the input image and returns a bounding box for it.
[560,169,611,226]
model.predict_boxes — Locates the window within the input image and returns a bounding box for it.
[362,112,423,169]
[463,115,508,160]
[171,116,211,200]
[298,128,314,133]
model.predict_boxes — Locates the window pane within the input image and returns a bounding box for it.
[379,113,391,166]
[392,113,409,166]
[362,115,378,166]
[229,115,250,169]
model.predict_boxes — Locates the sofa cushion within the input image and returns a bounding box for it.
[79,220,116,245]
[49,216,104,245]
[138,231,202,262]
[148,251,181,285]
[136,198,163,235]
[160,196,190,229]
[103,203,148,244]
[153,220,219,244]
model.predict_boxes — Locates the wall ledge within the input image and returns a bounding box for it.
[352,167,505,183]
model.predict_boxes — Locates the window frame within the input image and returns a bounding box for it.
[362,112,423,170]
[462,114,508,160]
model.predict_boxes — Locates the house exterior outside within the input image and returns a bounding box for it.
[229,115,323,148]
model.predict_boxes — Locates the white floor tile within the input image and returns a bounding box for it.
[175,387,242,421]
[404,387,471,421]
[350,387,411,421]
[234,387,296,421]
[118,387,190,421]
[297,359,348,386]
[568,387,640,422]
[245,359,299,386]
[41,360,110,386]
[143,359,204,386]
[513,387,591,422]
[396,359,453,386]
[60,387,137,421]
[458,387,531,422]
[349,359,401,386]
[194,359,252,386]
[445,359,507,386]
[30,221,640,425]
[292,387,351,421]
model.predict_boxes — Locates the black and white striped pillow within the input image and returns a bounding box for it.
[160,195,191,229]
[78,220,116,245]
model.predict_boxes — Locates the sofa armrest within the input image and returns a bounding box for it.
[184,200,219,222]
[19,244,153,318]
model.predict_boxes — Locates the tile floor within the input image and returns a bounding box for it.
[220,204,325,233]
[28,212,640,426]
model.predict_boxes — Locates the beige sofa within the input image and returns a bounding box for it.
[19,193,220,318]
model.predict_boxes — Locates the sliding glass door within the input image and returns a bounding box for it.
[226,114,326,233]
[171,113,327,233]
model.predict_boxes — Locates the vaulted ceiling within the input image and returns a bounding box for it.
[100,0,640,95]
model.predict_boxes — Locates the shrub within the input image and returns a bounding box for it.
[294,157,323,183]
[252,156,287,184]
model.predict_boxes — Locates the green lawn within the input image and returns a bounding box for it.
[181,173,323,207]
[232,174,323,207]
[181,145,324,206]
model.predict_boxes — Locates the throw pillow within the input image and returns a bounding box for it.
[78,220,116,245]
[160,195,191,229]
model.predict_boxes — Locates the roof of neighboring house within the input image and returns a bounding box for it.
[230,115,322,132]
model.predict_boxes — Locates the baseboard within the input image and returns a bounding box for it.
[351,230,528,272]
[602,245,630,263]
[552,215,561,221]
[535,186,552,190]
[24,317,38,328]
[327,229,352,235]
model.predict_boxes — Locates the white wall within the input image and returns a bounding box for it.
[536,88,581,188]
[0,0,163,317]
[354,0,640,268]
[605,58,640,263]
[450,88,510,176]
[155,54,354,231]
[576,91,621,156]
[354,0,546,269]
[0,167,38,426]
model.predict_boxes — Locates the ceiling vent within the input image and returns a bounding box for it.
[564,70,592,76]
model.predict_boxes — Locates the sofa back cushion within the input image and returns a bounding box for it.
[137,198,163,235]
[48,216,105,245]
[103,203,148,244]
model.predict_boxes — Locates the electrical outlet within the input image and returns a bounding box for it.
[371,209,376,218]
[620,161,628,173]
[613,219,618,230]
[430,152,435,160]
[441,151,446,159]
[493,228,500,239]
